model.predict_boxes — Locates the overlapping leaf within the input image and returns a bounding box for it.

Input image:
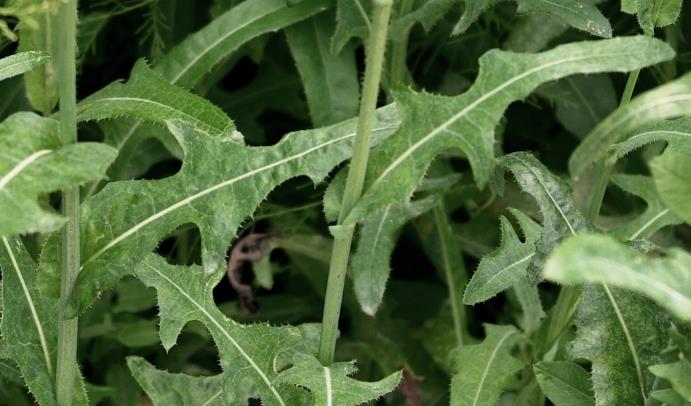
[127,357,223,406]
[351,196,439,315]
[276,354,402,406]
[463,208,541,304]
[0,237,89,405]
[0,51,49,82]
[132,254,302,405]
[499,152,589,281]
[622,0,682,35]
[610,174,682,240]
[649,358,691,402]
[40,105,401,316]
[651,146,691,226]
[534,361,595,406]
[345,36,673,224]
[77,60,237,139]
[0,113,116,236]
[568,285,668,405]
[450,324,523,406]
[452,0,612,37]
[544,233,691,321]
[570,72,691,177]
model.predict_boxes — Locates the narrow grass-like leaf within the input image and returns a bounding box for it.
[534,361,595,406]
[40,106,400,316]
[500,152,589,280]
[545,233,691,321]
[285,11,360,127]
[452,0,612,37]
[346,36,673,224]
[127,357,224,406]
[570,73,691,177]
[276,353,402,406]
[77,60,237,139]
[352,196,439,316]
[0,113,116,236]
[464,209,541,304]
[611,174,682,240]
[450,324,523,406]
[568,285,668,405]
[0,237,89,405]
[132,254,302,405]
[0,51,49,82]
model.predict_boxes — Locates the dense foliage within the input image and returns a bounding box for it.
[0,0,689,405]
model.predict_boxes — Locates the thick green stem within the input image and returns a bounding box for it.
[55,1,79,405]
[388,0,415,94]
[432,205,465,346]
[318,0,393,365]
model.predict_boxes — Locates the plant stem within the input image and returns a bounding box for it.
[318,0,393,365]
[432,204,465,346]
[55,1,79,405]
[388,0,415,93]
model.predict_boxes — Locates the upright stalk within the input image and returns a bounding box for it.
[318,0,393,365]
[388,0,415,92]
[55,1,80,405]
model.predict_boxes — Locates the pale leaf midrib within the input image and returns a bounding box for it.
[1,237,53,377]
[0,149,52,190]
[145,261,286,406]
[628,208,670,240]
[471,330,516,406]
[323,366,333,406]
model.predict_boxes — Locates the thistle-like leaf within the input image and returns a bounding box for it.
[275,353,402,406]
[0,113,116,236]
[77,60,237,140]
[101,0,330,181]
[544,233,691,321]
[452,0,612,38]
[463,208,542,304]
[622,0,682,35]
[345,36,673,224]
[0,51,49,82]
[132,254,301,405]
[450,324,524,406]
[499,152,589,280]
[609,117,691,160]
[331,0,372,54]
[40,106,400,316]
[568,285,669,405]
[0,237,89,405]
[610,174,682,240]
[351,196,440,316]
[285,11,360,127]
[127,357,224,406]
[533,361,595,406]
[569,73,691,178]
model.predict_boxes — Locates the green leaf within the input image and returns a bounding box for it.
[624,0,682,35]
[127,357,224,406]
[155,0,330,90]
[499,152,589,280]
[610,174,682,240]
[463,208,541,304]
[390,0,456,37]
[450,324,523,406]
[650,388,690,406]
[569,72,691,178]
[0,237,89,405]
[452,0,612,38]
[649,358,691,402]
[285,11,360,127]
[568,285,669,405]
[77,60,237,139]
[544,233,691,321]
[0,51,49,82]
[610,117,691,160]
[351,196,440,315]
[40,106,400,316]
[651,147,691,226]
[533,361,595,406]
[537,75,617,139]
[332,0,371,54]
[0,112,117,237]
[276,353,402,406]
[345,36,673,224]
[132,254,301,405]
